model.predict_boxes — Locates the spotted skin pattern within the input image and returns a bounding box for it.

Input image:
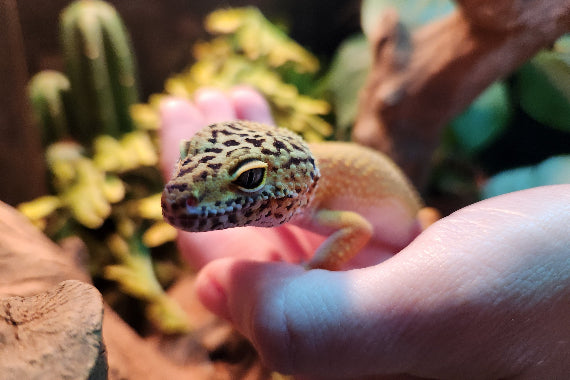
[162,121,422,270]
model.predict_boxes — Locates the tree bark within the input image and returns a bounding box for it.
[352,0,570,187]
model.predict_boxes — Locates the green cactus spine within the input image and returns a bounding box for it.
[60,0,139,143]
[28,70,73,146]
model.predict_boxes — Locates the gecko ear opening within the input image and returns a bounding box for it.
[231,160,268,192]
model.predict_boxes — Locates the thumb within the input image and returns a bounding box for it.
[195,258,413,378]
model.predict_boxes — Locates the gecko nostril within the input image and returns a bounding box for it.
[186,195,198,208]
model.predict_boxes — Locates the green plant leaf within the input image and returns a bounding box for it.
[515,35,570,132]
[449,81,512,154]
[323,35,370,137]
[361,0,454,36]
[482,155,570,198]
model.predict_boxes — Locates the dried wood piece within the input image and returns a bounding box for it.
[0,280,105,380]
[0,201,227,379]
[0,202,91,297]
[353,0,570,187]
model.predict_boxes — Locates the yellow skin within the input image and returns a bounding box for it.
[162,121,422,270]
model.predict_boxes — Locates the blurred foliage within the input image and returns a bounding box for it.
[132,7,332,142]
[20,0,188,333]
[361,0,454,37]
[483,155,570,198]
[320,35,370,140]
[449,82,513,154]
[440,34,570,200]
[515,35,570,132]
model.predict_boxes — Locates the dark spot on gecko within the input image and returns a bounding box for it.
[290,143,302,151]
[215,201,222,206]
[199,171,208,180]
[208,138,217,144]
[273,140,289,152]
[264,211,272,218]
[228,214,238,224]
[211,222,224,230]
[199,155,215,163]
[283,156,303,168]
[223,140,240,147]
[166,183,188,192]
[285,203,294,211]
[258,202,269,212]
[244,210,254,218]
[261,148,279,156]
[308,157,316,169]
[208,163,222,170]
[177,163,198,177]
[274,213,283,219]
[198,218,208,230]
[226,124,242,131]
[245,138,264,147]
[205,147,223,154]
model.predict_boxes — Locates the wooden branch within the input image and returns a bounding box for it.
[352,0,570,187]
[0,280,106,379]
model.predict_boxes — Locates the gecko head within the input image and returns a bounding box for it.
[162,121,320,232]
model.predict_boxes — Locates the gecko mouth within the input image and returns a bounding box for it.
[161,186,299,232]
[161,191,255,232]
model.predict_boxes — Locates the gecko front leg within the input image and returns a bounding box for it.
[304,209,373,270]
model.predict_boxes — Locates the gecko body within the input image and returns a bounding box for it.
[162,121,422,270]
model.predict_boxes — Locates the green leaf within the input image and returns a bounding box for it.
[449,81,512,153]
[482,155,570,198]
[515,35,570,132]
[361,0,454,36]
[323,35,371,135]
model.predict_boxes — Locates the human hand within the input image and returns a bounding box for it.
[159,87,411,270]
[194,185,570,379]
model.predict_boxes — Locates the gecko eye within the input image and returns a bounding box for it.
[231,160,267,192]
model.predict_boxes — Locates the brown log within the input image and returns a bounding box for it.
[0,280,106,380]
[352,0,570,187]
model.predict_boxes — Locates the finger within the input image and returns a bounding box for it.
[159,97,205,179]
[195,185,570,378]
[229,85,275,124]
[194,88,236,123]
[178,224,323,270]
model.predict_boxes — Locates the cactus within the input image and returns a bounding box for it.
[28,71,73,146]
[22,1,190,333]
[60,0,139,142]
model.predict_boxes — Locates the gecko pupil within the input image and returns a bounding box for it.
[234,168,265,189]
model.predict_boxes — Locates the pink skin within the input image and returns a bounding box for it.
[160,88,570,379]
